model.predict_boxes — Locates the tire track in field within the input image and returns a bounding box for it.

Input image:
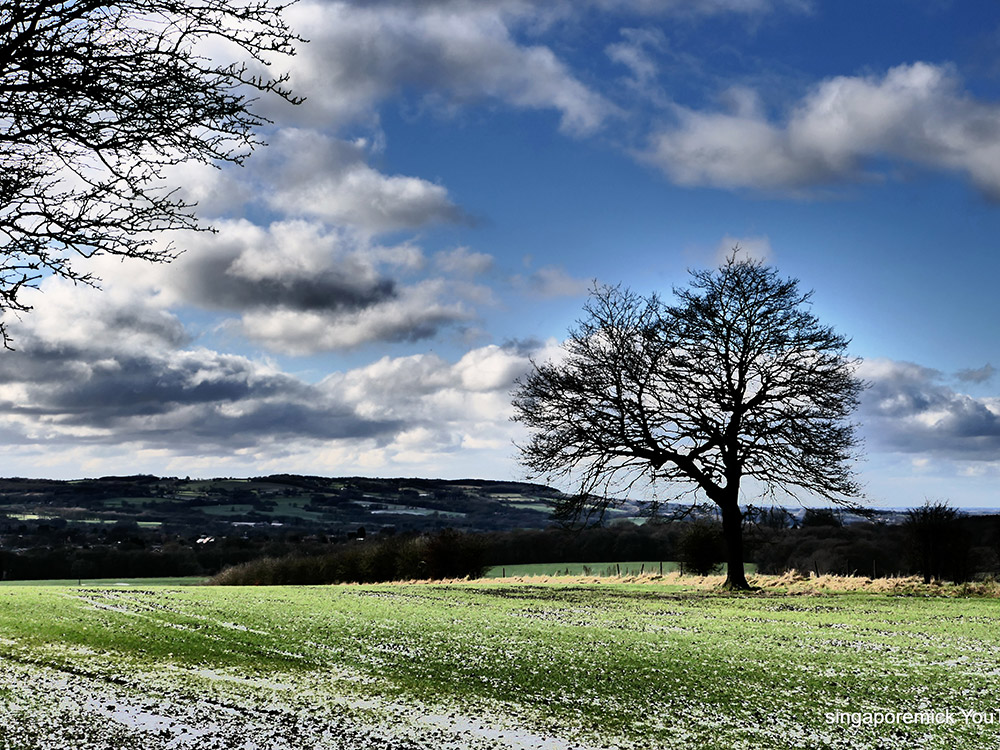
[2,590,616,750]
[0,651,611,750]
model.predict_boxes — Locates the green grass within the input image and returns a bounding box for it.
[0,581,997,748]
[193,503,256,515]
[193,498,330,522]
[267,497,328,521]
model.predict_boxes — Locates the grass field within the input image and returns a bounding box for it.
[1,578,998,749]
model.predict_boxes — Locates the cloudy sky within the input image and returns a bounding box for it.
[4,0,1000,509]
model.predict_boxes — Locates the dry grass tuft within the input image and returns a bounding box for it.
[434,571,1000,597]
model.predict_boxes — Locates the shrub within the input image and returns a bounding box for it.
[211,529,488,586]
[677,521,724,576]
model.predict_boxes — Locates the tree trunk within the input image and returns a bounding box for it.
[720,501,752,590]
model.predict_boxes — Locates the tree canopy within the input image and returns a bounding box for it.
[0,0,302,346]
[512,253,866,589]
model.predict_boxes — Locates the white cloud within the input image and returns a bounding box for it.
[859,358,1000,461]
[276,1,616,134]
[260,129,464,233]
[33,215,496,357]
[454,345,533,391]
[239,279,481,354]
[84,219,494,354]
[513,265,591,298]
[330,344,534,421]
[274,0,805,135]
[434,247,495,276]
[165,160,254,219]
[319,341,545,472]
[0,310,555,478]
[644,62,1000,198]
[645,99,821,190]
[151,219,398,315]
[1,276,190,357]
[0,306,396,453]
[606,27,666,88]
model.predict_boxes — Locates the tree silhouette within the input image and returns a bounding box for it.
[677,520,724,576]
[512,253,866,589]
[904,500,961,583]
[0,0,302,346]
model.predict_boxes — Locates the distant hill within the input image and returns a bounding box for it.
[0,474,572,539]
[3,475,998,584]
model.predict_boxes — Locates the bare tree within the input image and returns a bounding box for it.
[512,253,866,589]
[0,0,303,346]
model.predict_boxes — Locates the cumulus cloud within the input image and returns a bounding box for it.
[18,216,495,358]
[320,341,558,472]
[643,62,1000,198]
[26,310,190,366]
[156,220,393,309]
[258,130,465,233]
[238,279,481,354]
[860,358,1000,461]
[0,288,559,473]
[167,129,464,233]
[644,87,832,190]
[0,319,555,479]
[0,322,400,454]
[326,342,553,429]
[114,220,492,354]
[276,0,616,134]
[166,160,254,219]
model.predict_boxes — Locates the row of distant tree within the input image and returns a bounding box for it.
[481,504,1000,583]
[2,501,995,585]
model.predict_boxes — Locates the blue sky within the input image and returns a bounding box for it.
[3,0,1000,509]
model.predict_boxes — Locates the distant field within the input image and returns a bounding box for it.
[0,475,562,540]
[484,561,759,578]
[1,580,997,749]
